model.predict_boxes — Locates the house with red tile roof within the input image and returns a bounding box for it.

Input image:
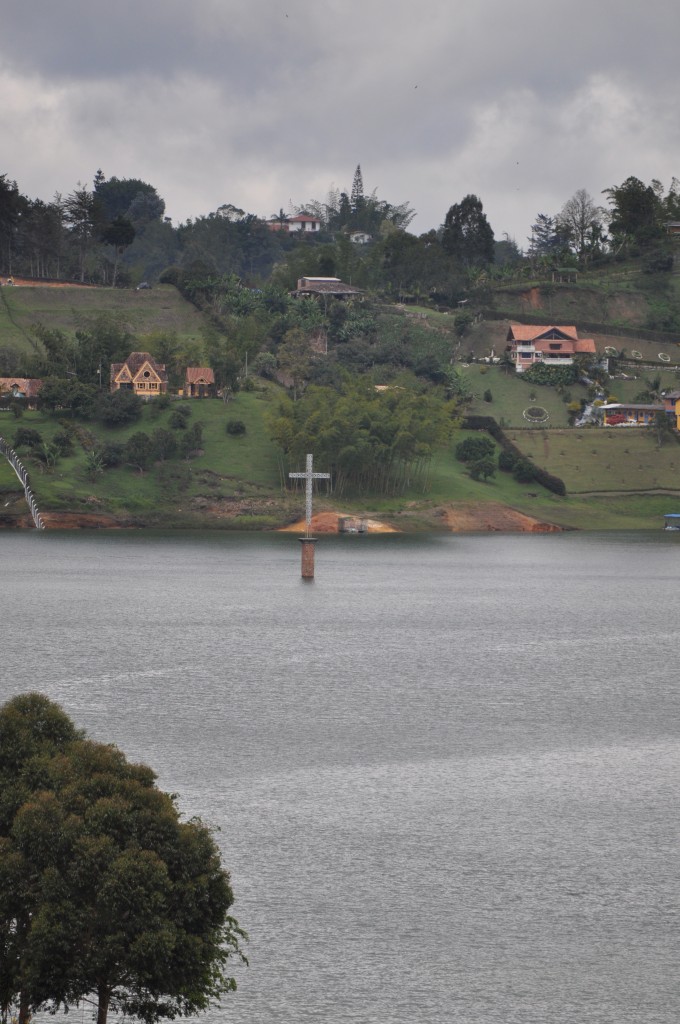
[506,324,596,373]
[0,377,43,408]
[110,352,168,397]
[184,367,215,398]
[266,214,321,234]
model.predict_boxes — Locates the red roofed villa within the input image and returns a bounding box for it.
[506,324,596,373]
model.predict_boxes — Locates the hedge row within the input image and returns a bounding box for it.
[461,415,567,496]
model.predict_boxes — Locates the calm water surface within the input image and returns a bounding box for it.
[1,530,679,1024]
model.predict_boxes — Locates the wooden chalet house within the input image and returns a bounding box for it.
[184,367,216,398]
[110,352,168,397]
[506,324,596,373]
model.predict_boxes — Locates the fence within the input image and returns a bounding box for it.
[0,437,45,529]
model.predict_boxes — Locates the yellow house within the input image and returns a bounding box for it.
[663,391,680,429]
[110,352,168,397]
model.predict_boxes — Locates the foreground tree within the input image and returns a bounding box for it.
[0,694,246,1024]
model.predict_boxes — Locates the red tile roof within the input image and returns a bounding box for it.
[0,377,43,399]
[185,367,215,384]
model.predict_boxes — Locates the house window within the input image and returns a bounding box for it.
[549,343,561,350]
[149,383,158,389]
[138,383,146,389]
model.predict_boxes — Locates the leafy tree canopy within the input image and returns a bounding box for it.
[0,693,246,1024]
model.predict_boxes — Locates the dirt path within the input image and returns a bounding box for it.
[441,502,562,532]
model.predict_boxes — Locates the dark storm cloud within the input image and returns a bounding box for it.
[1,0,678,239]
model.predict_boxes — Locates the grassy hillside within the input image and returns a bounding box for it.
[1,279,680,532]
[0,284,204,358]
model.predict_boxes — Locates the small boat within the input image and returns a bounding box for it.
[663,514,680,530]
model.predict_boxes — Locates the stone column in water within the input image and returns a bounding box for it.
[299,537,317,579]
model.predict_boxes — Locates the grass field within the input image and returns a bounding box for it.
[0,284,205,357]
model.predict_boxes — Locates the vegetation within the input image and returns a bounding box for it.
[3,165,680,529]
[0,693,246,1024]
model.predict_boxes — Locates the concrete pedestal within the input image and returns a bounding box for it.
[299,537,318,578]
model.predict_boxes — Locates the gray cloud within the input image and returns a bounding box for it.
[1,0,678,242]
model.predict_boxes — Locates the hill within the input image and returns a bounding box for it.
[2,277,680,532]
[0,283,204,362]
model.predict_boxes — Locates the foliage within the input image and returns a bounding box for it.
[455,435,496,463]
[169,406,192,429]
[513,457,536,483]
[441,195,495,268]
[98,389,143,427]
[226,419,246,436]
[0,693,245,1024]
[124,431,153,472]
[521,364,579,387]
[468,455,496,480]
[13,427,43,449]
[268,378,453,495]
[38,378,97,419]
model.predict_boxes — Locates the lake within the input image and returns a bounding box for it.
[1,529,679,1024]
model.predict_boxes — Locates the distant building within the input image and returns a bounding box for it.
[110,352,168,396]
[349,231,372,245]
[294,276,362,298]
[598,403,667,426]
[184,367,215,398]
[267,214,322,234]
[0,377,43,408]
[506,324,596,373]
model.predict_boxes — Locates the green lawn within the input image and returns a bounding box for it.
[0,391,284,520]
[0,284,204,357]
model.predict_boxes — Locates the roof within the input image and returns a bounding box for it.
[185,367,215,384]
[0,377,43,398]
[600,403,665,411]
[111,352,168,383]
[289,214,320,223]
[295,276,362,296]
[508,324,579,342]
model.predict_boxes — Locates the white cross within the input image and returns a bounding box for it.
[289,453,330,537]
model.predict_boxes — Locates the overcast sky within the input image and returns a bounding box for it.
[1,0,678,246]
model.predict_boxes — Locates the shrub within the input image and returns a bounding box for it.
[455,435,495,463]
[522,364,579,387]
[513,458,536,483]
[13,427,43,449]
[469,456,496,481]
[498,449,517,472]
[241,376,256,392]
[169,406,192,430]
[226,419,246,436]
[52,430,74,456]
[99,442,125,467]
[98,389,143,427]
[483,389,493,403]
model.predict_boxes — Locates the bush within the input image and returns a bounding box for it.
[99,442,125,467]
[169,406,192,430]
[455,435,495,463]
[52,430,74,456]
[513,458,536,483]
[13,427,43,449]
[98,389,143,427]
[469,456,496,481]
[226,419,246,436]
[498,449,517,472]
[483,389,493,403]
[522,364,579,387]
